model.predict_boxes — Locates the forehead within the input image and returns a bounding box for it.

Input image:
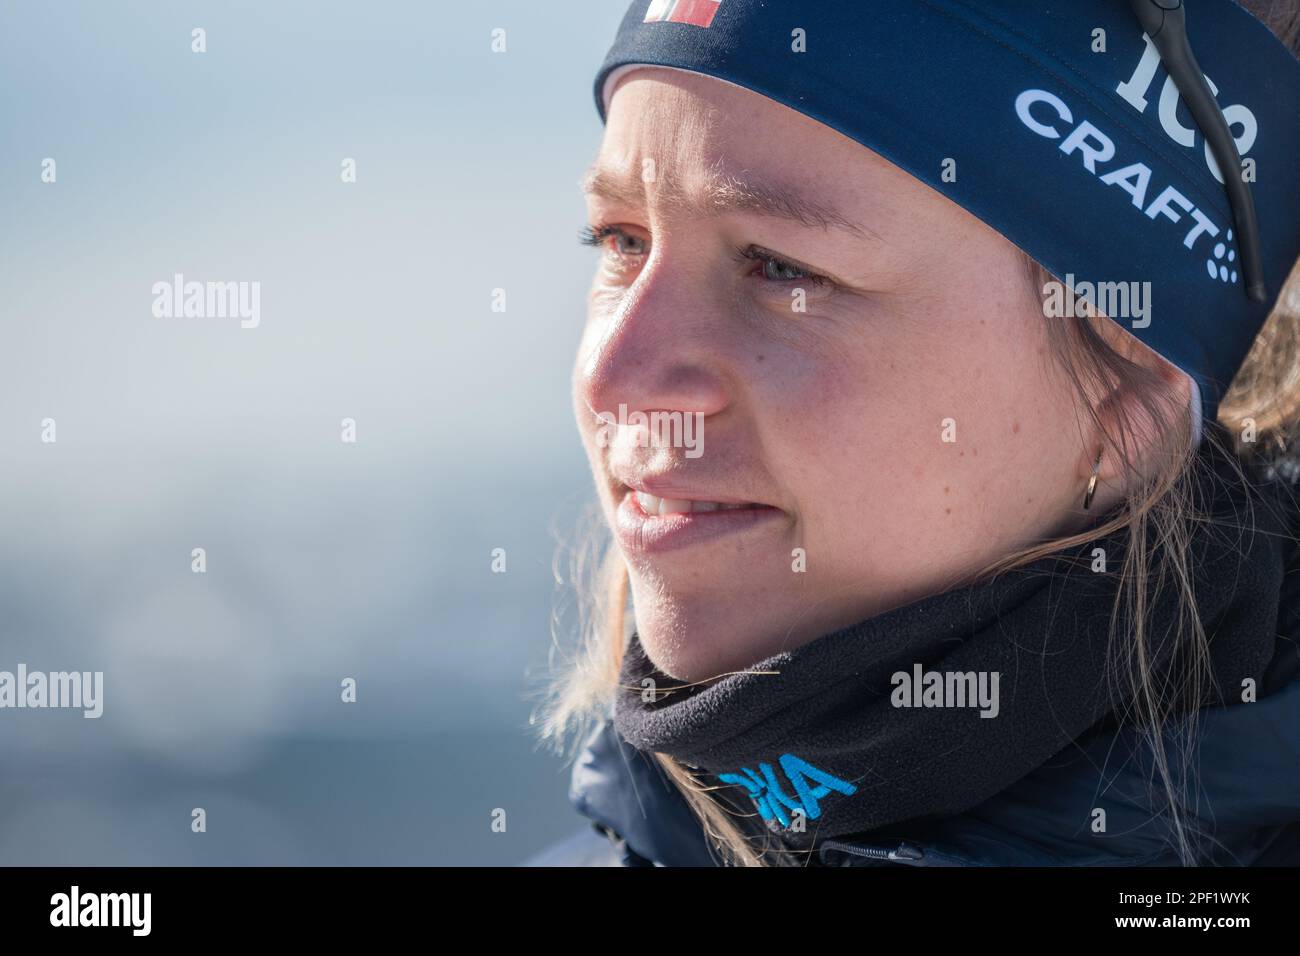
[591,68,925,234]
[599,68,853,178]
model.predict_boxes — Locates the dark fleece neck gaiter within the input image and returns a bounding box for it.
[612,432,1298,852]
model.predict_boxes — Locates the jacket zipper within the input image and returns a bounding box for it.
[818,838,926,865]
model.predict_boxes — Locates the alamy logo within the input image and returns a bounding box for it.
[0,664,103,718]
[593,403,704,458]
[1041,274,1152,328]
[50,886,150,936]
[718,754,857,828]
[891,664,1000,718]
[152,273,261,328]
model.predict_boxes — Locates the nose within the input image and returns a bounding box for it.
[578,250,732,430]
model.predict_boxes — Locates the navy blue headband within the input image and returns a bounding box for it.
[593,0,1300,432]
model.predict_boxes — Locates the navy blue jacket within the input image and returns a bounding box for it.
[527,525,1300,867]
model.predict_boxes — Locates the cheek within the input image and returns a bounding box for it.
[762,301,1067,561]
[750,338,933,529]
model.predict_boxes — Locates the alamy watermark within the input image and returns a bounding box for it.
[891,663,1000,718]
[50,886,150,936]
[152,273,260,328]
[0,664,103,718]
[594,404,704,459]
[1042,274,1151,329]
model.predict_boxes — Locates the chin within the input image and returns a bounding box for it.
[639,634,728,685]
[632,593,786,684]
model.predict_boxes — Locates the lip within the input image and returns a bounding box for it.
[614,486,784,555]
[619,473,761,505]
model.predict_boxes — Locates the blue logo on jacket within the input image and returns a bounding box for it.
[718,755,857,828]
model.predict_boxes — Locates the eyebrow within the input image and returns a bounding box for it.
[579,162,879,242]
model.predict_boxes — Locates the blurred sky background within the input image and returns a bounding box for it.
[0,0,628,864]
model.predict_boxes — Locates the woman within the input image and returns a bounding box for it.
[533,0,1300,867]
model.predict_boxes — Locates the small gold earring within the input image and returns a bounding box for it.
[1083,448,1103,510]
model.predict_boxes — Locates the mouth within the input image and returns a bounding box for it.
[613,482,785,555]
[631,491,767,515]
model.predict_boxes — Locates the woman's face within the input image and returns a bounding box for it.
[572,68,1103,682]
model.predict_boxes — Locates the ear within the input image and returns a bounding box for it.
[1081,319,1193,491]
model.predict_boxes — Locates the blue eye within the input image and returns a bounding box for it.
[760,257,808,281]
[578,223,646,256]
[737,245,829,287]
[579,226,829,289]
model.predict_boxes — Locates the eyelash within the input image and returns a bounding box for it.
[577,223,627,249]
[578,223,830,288]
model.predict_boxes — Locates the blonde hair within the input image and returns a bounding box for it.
[537,2,1300,866]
